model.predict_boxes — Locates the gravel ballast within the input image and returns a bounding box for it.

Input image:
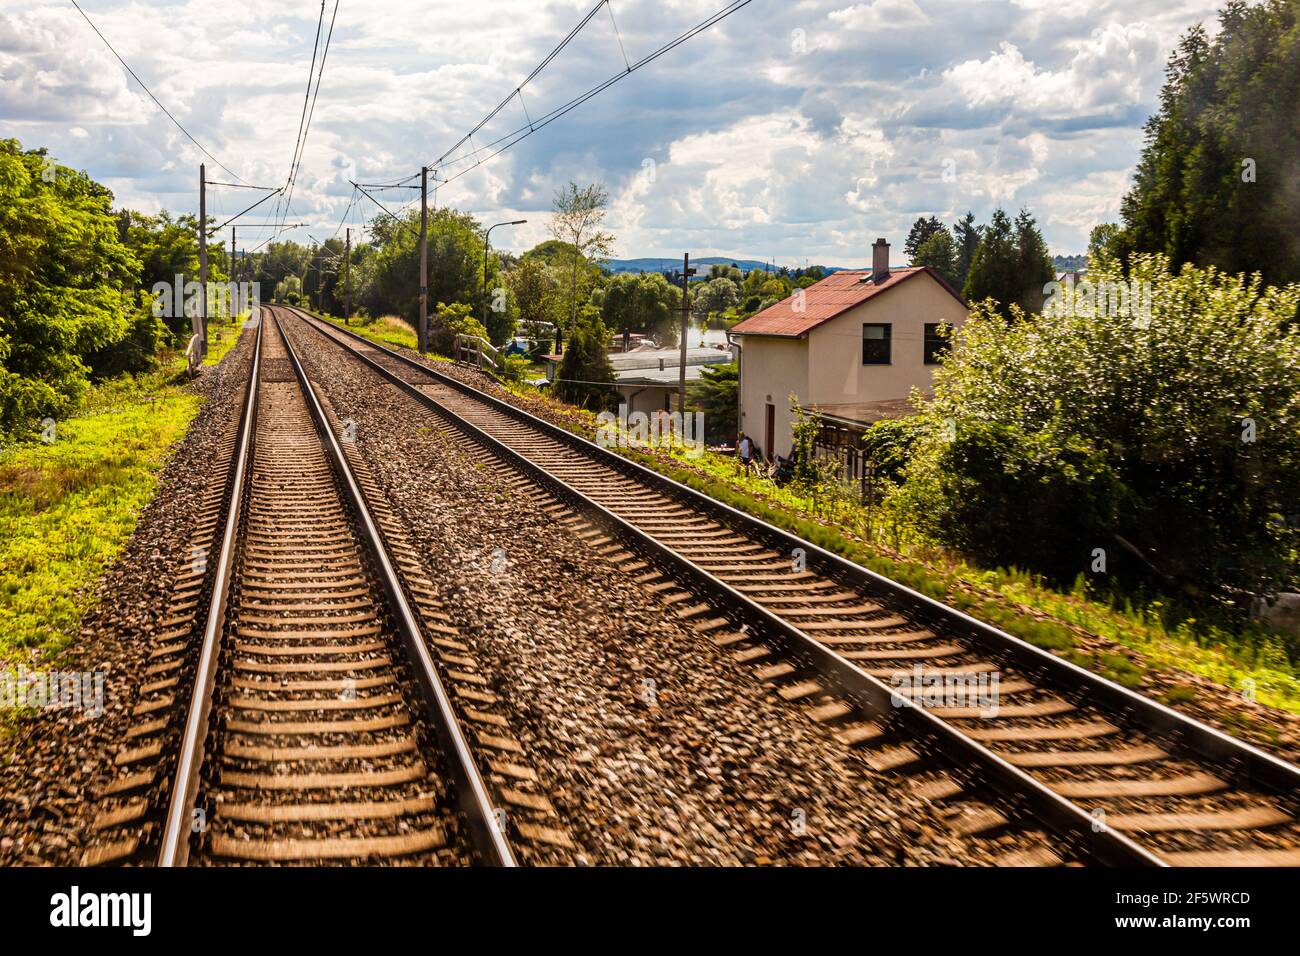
[0,330,254,866]
[286,316,1039,866]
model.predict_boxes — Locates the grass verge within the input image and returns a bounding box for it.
[0,322,242,673]
[318,313,430,353]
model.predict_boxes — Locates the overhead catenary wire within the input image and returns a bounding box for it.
[606,0,632,72]
[269,0,754,241]
[331,185,360,240]
[427,0,754,189]
[210,187,284,234]
[278,0,342,232]
[428,0,611,173]
[68,0,248,184]
[247,223,307,255]
[285,0,342,218]
[351,181,421,241]
[206,181,277,190]
[275,0,327,227]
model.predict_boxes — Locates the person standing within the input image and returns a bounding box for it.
[737,432,754,475]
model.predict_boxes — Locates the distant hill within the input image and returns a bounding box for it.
[604,256,854,276]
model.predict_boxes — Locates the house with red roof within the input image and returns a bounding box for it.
[728,238,967,464]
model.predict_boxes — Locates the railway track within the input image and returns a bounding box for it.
[285,305,1300,868]
[92,307,515,866]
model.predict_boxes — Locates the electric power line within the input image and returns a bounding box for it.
[427,0,754,190]
[68,0,248,184]
[276,0,327,226]
[279,0,342,232]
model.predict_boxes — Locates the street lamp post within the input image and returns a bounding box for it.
[483,219,527,349]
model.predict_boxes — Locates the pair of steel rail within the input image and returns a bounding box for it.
[158,307,515,867]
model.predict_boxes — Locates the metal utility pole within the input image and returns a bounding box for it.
[344,227,351,324]
[198,164,208,358]
[230,226,236,297]
[418,167,428,354]
[677,252,696,413]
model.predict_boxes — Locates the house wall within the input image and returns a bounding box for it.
[737,335,808,459]
[616,384,672,418]
[806,276,967,406]
[737,274,966,458]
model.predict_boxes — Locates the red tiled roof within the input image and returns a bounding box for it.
[729,266,965,337]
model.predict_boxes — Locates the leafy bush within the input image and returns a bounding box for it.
[900,254,1300,602]
[501,354,532,383]
[84,300,166,379]
[861,416,924,484]
[0,139,142,436]
[429,301,489,356]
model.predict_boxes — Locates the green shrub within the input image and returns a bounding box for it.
[900,254,1300,602]
[861,416,925,484]
[84,303,165,379]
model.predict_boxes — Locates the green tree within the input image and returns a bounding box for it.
[505,254,556,347]
[484,286,518,347]
[913,228,958,285]
[1087,223,1123,270]
[549,182,614,340]
[962,209,1016,310]
[361,208,496,325]
[905,215,946,260]
[256,240,311,295]
[742,268,770,297]
[962,208,1053,315]
[688,361,738,445]
[1116,1,1300,286]
[302,237,346,314]
[554,309,615,409]
[273,274,302,303]
[901,253,1300,601]
[0,140,142,435]
[1014,208,1057,314]
[600,272,681,345]
[953,211,983,290]
[692,276,740,323]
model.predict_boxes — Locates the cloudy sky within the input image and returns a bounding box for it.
[2,0,1224,265]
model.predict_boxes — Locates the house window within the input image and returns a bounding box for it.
[862,323,891,365]
[923,323,950,365]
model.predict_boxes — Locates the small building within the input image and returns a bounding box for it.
[728,238,967,460]
[542,346,733,418]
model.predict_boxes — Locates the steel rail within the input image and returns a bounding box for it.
[159,312,263,866]
[287,308,1172,865]
[293,307,1300,806]
[271,308,516,867]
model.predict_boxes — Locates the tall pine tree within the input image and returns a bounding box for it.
[1117,0,1300,285]
[953,212,983,290]
[961,208,1055,316]
[1014,208,1057,314]
[905,216,946,260]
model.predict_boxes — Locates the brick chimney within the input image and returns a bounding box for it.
[872,238,890,283]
